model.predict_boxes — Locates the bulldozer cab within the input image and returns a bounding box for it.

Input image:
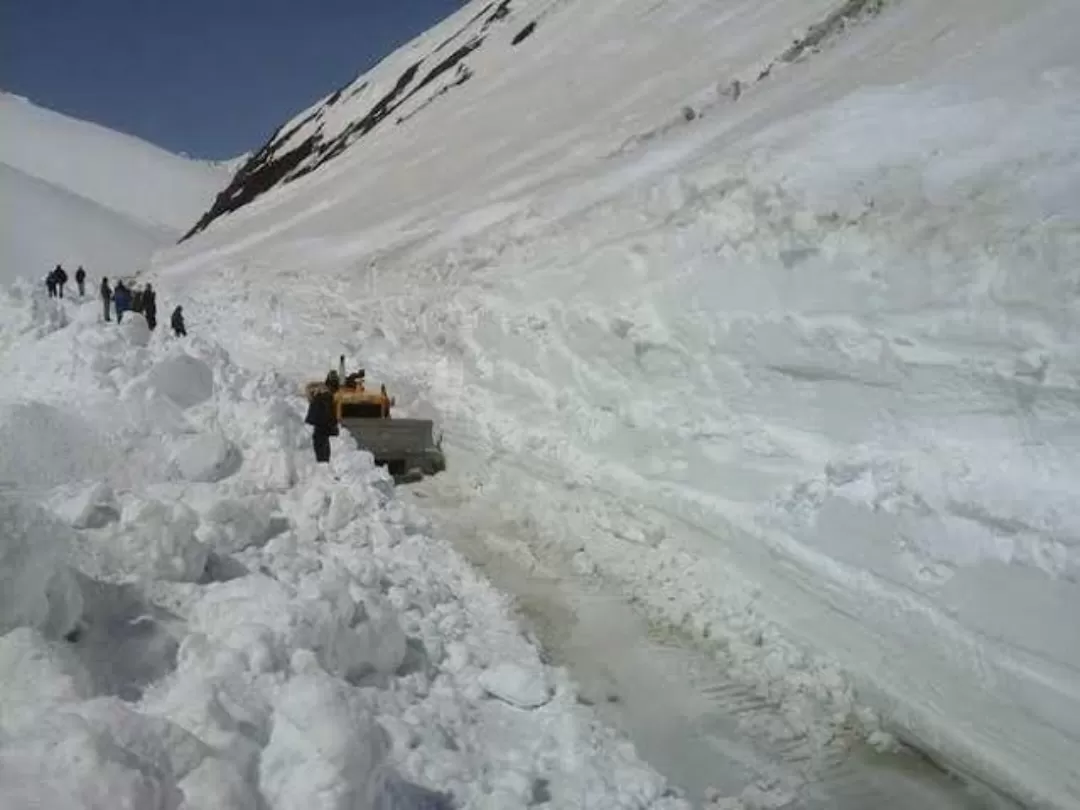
[304,370,394,420]
[338,394,391,419]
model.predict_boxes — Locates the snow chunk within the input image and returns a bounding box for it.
[351,598,408,680]
[52,482,121,529]
[0,627,93,731]
[0,709,183,810]
[113,499,208,582]
[259,668,390,810]
[169,432,240,483]
[145,353,214,409]
[479,662,552,709]
[196,495,287,554]
[121,312,152,346]
[0,493,84,638]
[73,697,212,782]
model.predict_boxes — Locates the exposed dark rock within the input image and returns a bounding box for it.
[184,134,317,239]
[483,0,512,30]
[512,21,537,46]
[410,37,483,97]
[434,2,493,53]
[757,0,887,82]
[397,66,474,126]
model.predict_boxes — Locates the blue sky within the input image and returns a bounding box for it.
[1,0,464,160]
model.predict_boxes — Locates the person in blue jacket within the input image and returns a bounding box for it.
[113,281,132,323]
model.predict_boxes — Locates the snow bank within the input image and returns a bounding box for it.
[0,275,689,809]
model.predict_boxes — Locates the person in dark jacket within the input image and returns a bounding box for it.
[305,371,340,464]
[75,266,86,296]
[46,271,57,298]
[113,281,132,323]
[100,277,112,321]
[143,284,158,330]
[171,305,186,337]
[54,265,68,298]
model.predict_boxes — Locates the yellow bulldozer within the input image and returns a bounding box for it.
[303,356,445,484]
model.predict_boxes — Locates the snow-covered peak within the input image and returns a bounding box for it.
[184,0,558,237]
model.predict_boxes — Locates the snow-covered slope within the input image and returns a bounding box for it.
[0,92,232,285]
[154,0,1080,807]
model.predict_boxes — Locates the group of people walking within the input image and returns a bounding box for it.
[46,263,187,337]
[45,264,85,298]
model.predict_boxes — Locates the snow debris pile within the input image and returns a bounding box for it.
[0,286,692,810]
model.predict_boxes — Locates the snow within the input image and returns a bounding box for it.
[145,0,1080,807]
[478,662,551,709]
[0,92,230,286]
[0,284,690,810]
[3,0,1080,807]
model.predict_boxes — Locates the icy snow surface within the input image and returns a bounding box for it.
[151,0,1080,807]
[0,92,232,285]
[0,287,696,810]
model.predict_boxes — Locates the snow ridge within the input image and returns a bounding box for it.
[0,92,232,285]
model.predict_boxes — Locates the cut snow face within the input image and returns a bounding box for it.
[0,284,694,809]
[0,92,232,285]
[156,0,1080,807]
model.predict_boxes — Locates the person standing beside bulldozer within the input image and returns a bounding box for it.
[305,370,341,464]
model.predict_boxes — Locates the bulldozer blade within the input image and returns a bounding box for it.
[340,417,446,481]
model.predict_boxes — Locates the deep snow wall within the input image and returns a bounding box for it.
[156,0,1080,806]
